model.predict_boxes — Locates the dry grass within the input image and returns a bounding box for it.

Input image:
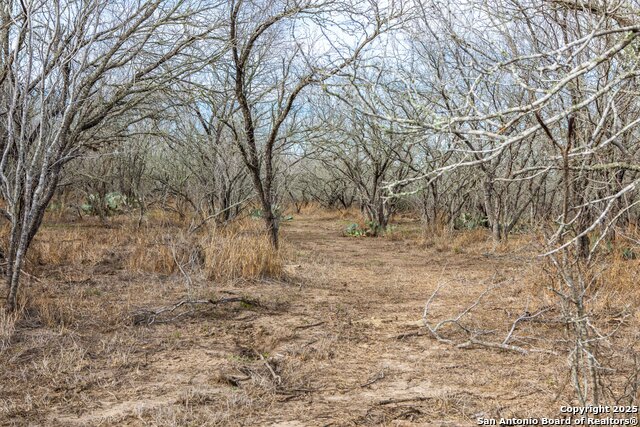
[297,202,361,220]
[0,309,18,352]
[1,210,639,425]
[597,256,640,307]
[449,228,490,252]
[419,226,457,252]
[31,228,103,266]
[25,211,286,283]
[22,291,82,328]
[127,234,177,275]
[528,228,640,313]
[417,223,538,257]
[29,221,131,267]
[602,227,640,296]
[588,241,640,314]
[202,220,285,281]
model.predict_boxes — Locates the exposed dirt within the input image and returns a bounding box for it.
[1,214,567,426]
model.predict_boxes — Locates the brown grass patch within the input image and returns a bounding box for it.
[449,228,490,252]
[602,227,640,298]
[297,202,361,220]
[29,223,131,267]
[31,229,99,266]
[126,234,177,275]
[529,229,640,313]
[593,248,640,311]
[22,291,81,328]
[123,218,286,280]
[26,213,286,282]
[202,220,285,281]
[0,309,18,352]
[418,225,455,252]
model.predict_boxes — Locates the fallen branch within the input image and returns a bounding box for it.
[394,329,424,339]
[422,279,553,355]
[361,369,385,388]
[378,396,429,405]
[255,350,282,385]
[457,338,529,354]
[133,296,258,325]
[294,321,325,330]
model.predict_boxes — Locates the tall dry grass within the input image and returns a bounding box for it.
[0,309,18,352]
[523,227,640,316]
[202,220,285,281]
[418,226,491,253]
[297,202,361,220]
[22,210,286,282]
[594,239,640,310]
[124,218,285,280]
[22,291,82,328]
[127,235,177,275]
[29,220,133,267]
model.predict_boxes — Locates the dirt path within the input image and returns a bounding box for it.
[33,215,558,426]
[258,217,552,426]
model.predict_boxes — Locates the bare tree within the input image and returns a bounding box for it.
[0,0,212,311]
[222,0,405,248]
[385,0,640,404]
[314,75,419,234]
[156,96,254,225]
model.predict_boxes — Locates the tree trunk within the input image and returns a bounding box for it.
[483,177,502,242]
[5,249,25,312]
[262,201,279,249]
[5,224,31,312]
[576,235,590,259]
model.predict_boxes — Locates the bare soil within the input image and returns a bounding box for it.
[1,214,567,426]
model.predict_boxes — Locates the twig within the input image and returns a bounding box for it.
[394,329,424,339]
[255,350,282,385]
[294,321,325,330]
[378,396,428,405]
[361,370,385,388]
[457,338,529,355]
[503,307,552,345]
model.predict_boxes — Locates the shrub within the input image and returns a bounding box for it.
[82,192,129,216]
[249,205,293,222]
[344,221,394,237]
[454,213,488,230]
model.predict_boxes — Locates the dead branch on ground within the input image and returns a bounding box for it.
[422,279,554,355]
[132,296,258,325]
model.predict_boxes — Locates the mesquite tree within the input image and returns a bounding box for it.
[314,78,419,234]
[396,0,640,243]
[382,0,640,404]
[224,0,404,248]
[0,0,210,311]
